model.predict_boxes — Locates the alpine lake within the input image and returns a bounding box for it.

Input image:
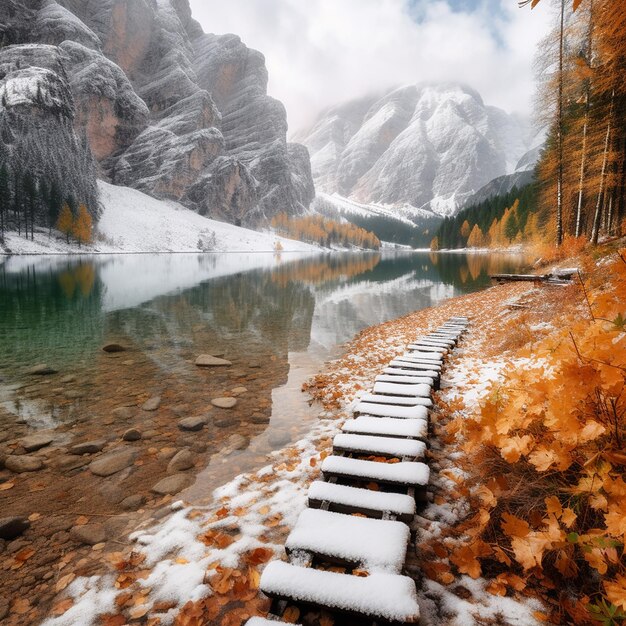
[0,250,531,615]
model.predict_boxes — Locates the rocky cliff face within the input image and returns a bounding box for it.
[294,83,534,218]
[0,0,314,226]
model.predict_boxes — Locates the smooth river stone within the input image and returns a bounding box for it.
[0,517,30,540]
[70,440,107,455]
[70,523,106,545]
[211,397,237,409]
[102,343,127,353]
[195,355,232,367]
[141,396,161,411]
[89,449,137,477]
[151,473,192,495]
[178,416,208,431]
[27,364,58,375]
[5,455,44,473]
[167,449,195,473]
[20,432,55,452]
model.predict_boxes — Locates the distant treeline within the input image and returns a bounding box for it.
[313,196,440,247]
[271,213,381,250]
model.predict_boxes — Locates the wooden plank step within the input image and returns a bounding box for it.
[308,480,416,522]
[386,364,440,378]
[415,338,454,348]
[376,374,435,386]
[285,509,410,573]
[405,350,444,362]
[333,433,426,459]
[354,402,429,420]
[392,356,442,370]
[406,344,447,354]
[322,456,430,488]
[360,393,432,407]
[260,562,420,624]
[426,333,458,343]
[382,366,438,379]
[429,331,461,340]
[342,417,428,440]
[373,381,431,397]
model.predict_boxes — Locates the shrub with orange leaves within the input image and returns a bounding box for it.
[452,249,626,624]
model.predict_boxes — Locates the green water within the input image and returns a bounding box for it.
[0,251,529,376]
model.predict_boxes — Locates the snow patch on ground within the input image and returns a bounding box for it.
[0,181,319,255]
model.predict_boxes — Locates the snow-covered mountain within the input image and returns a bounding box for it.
[294,83,536,219]
[0,0,314,230]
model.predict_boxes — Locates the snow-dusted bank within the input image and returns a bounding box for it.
[0,181,319,255]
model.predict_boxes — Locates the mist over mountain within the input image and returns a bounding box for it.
[294,83,538,219]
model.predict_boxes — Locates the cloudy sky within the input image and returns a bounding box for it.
[189,0,552,133]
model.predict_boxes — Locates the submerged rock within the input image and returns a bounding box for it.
[69,440,107,455]
[89,448,137,477]
[151,473,192,495]
[27,364,58,376]
[20,432,54,452]
[102,343,127,353]
[167,448,195,473]
[70,523,106,545]
[5,455,44,473]
[141,396,161,411]
[0,517,30,540]
[211,397,237,409]
[178,416,208,431]
[195,355,232,367]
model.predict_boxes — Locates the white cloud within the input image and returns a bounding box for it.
[188,0,552,133]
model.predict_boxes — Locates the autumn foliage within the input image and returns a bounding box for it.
[448,249,626,623]
[271,213,380,250]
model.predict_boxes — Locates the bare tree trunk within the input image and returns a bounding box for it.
[575,0,594,238]
[575,100,589,237]
[591,90,614,244]
[556,0,565,246]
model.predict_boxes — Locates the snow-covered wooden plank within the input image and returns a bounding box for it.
[393,356,442,370]
[405,349,444,361]
[260,562,420,623]
[373,381,432,397]
[333,433,426,459]
[407,343,447,354]
[426,333,458,343]
[383,366,438,379]
[416,338,455,348]
[322,456,430,487]
[430,331,461,340]
[307,480,416,522]
[360,392,432,407]
[449,316,469,322]
[342,416,428,440]
[376,374,435,386]
[285,509,410,573]
[245,619,289,626]
[355,402,429,421]
[386,363,440,378]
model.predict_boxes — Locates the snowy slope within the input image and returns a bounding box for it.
[0,181,319,255]
[296,83,535,219]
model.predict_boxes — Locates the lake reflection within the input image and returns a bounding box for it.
[0,251,528,502]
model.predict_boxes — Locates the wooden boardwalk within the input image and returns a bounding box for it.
[246,317,469,625]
